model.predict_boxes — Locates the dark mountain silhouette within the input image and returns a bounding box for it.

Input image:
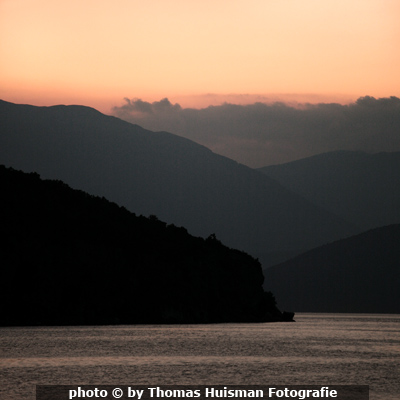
[264,224,400,313]
[0,100,355,260]
[258,150,400,231]
[0,165,293,326]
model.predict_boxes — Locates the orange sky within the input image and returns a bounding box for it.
[1,0,399,113]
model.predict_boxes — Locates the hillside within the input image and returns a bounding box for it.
[0,165,290,325]
[258,150,400,231]
[264,224,400,313]
[0,100,355,260]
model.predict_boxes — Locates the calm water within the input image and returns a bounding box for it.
[0,314,399,400]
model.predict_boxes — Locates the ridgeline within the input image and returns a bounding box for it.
[0,165,290,326]
[264,224,400,313]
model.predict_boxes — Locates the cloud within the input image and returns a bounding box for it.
[118,97,182,116]
[112,96,400,168]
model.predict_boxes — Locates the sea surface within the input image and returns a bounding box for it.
[0,314,399,400]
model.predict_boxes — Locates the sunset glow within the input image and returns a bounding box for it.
[1,0,400,112]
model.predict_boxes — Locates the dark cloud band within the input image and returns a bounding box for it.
[112,96,400,167]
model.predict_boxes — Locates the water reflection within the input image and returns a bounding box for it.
[0,314,399,400]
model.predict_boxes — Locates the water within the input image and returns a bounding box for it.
[0,314,399,400]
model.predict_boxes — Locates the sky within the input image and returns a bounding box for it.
[1,0,400,166]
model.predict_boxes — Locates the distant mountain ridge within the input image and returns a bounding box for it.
[264,224,400,313]
[0,100,355,260]
[258,150,400,231]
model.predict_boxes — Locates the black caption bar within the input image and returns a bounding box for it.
[36,385,368,400]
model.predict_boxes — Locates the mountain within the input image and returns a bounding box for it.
[258,150,400,231]
[0,100,355,260]
[264,224,400,313]
[0,165,291,325]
